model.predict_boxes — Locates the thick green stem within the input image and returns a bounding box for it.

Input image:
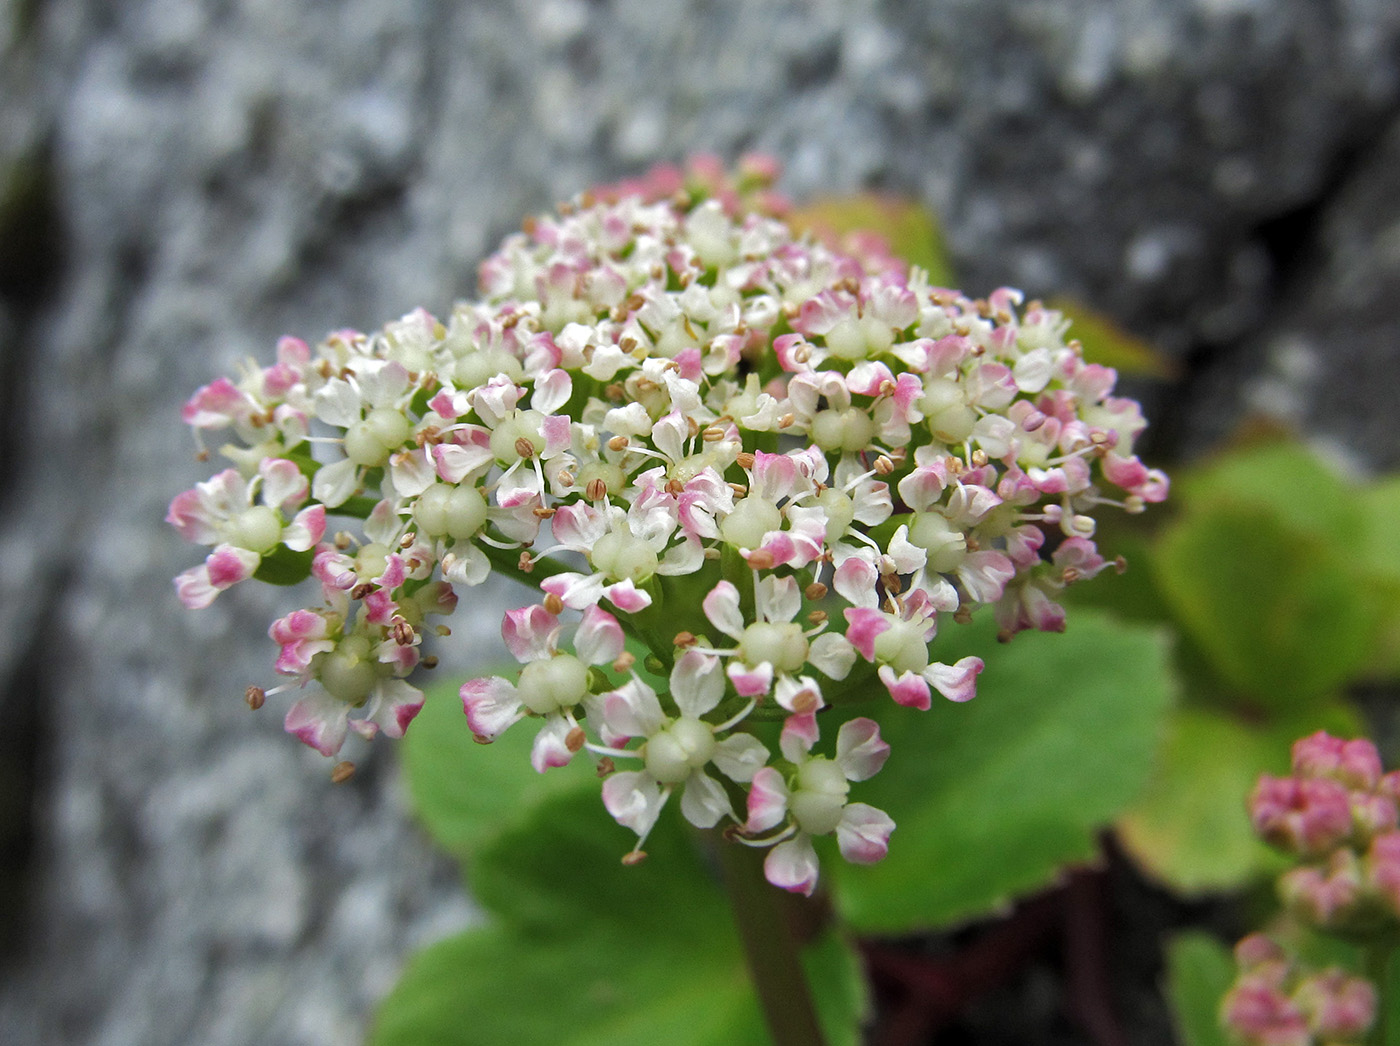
[714,836,828,1046]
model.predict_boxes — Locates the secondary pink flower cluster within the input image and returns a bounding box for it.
[1222,934,1375,1046]
[1250,732,1400,931]
[170,156,1164,893]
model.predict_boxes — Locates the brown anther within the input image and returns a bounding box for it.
[879,379,897,398]
[728,482,748,497]
[970,449,988,468]
[195,449,210,463]
[874,455,895,476]
[436,625,453,637]
[701,426,726,442]
[596,757,616,778]
[621,851,649,867]
[806,610,828,626]
[532,506,556,519]
[522,215,537,235]
[703,548,721,560]
[684,415,700,438]
[334,532,354,550]
[608,435,630,452]
[518,552,535,574]
[805,582,828,601]
[1062,567,1082,584]
[472,732,493,745]
[1113,555,1128,574]
[543,592,565,615]
[565,726,586,753]
[586,477,609,501]
[674,631,698,649]
[317,359,335,378]
[391,620,416,646]
[400,532,417,548]
[514,436,536,460]
[612,651,636,673]
[954,606,975,625]
[414,425,442,447]
[782,302,800,319]
[888,446,908,465]
[665,478,685,495]
[421,655,439,669]
[791,688,820,715]
[351,583,374,601]
[965,537,981,551]
[245,686,266,711]
[557,470,575,488]
[746,549,777,571]
[793,345,812,365]
[777,413,796,429]
[735,452,756,470]
[881,573,903,596]
[331,761,356,784]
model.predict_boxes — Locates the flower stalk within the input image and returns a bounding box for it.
[715,833,828,1046]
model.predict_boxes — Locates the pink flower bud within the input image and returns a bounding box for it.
[1365,830,1400,917]
[1234,933,1288,972]
[1292,731,1383,791]
[1351,791,1399,842]
[1221,974,1310,1046]
[1278,851,1363,929]
[1294,968,1376,1040]
[1250,774,1354,858]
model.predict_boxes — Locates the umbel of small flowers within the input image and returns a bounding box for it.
[169,155,1167,895]
[1221,934,1376,1046]
[1220,732,1400,1045]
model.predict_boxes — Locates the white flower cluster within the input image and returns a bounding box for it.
[171,158,1165,893]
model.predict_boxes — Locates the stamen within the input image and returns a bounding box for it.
[245,686,265,710]
[331,761,356,784]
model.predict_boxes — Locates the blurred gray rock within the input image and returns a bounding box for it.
[2,1,1400,1044]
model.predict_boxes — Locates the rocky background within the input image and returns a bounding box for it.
[1,1,1398,1044]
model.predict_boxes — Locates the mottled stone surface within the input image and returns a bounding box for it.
[2,1,1399,1044]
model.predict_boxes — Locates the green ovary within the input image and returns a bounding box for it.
[740,622,809,675]
[415,484,488,540]
[320,635,379,704]
[644,717,717,785]
[344,407,412,467]
[517,654,589,715]
[872,618,929,676]
[810,408,874,453]
[720,497,783,549]
[909,512,967,573]
[790,758,849,835]
[590,531,659,584]
[227,505,282,554]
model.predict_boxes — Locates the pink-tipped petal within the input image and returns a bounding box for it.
[836,803,895,864]
[764,835,820,897]
[835,718,890,782]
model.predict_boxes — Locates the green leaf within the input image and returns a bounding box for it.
[400,678,596,863]
[1117,702,1364,894]
[1358,477,1400,679]
[1152,503,1377,709]
[250,544,314,586]
[1173,438,1365,544]
[786,194,956,286]
[830,610,1174,932]
[1049,298,1176,379]
[1163,932,1234,1046]
[372,787,866,1046]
